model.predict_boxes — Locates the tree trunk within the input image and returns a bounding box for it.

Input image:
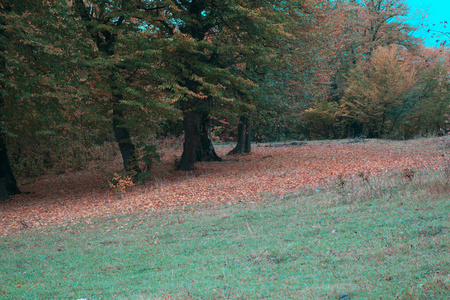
[244,120,251,153]
[228,122,245,155]
[0,13,20,200]
[179,110,222,171]
[179,110,200,171]
[228,116,251,155]
[112,95,141,176]
[196,113,222,162]
[0,136,21,201]
[0,179,8,201]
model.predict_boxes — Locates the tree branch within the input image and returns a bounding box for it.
[73,0,92,23]
[126,67,141,83]
[158,19,174,36]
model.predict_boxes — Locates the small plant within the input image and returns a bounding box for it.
[444,166,450,180]
[336,173,346,188]
[357,171,370,183]
[137,144,163,182]
[108,172,135,193]
[141,145,161,170]
[443,154,450,180]
[402,168,415,181]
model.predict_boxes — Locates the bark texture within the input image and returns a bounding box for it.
[228,116,252,155]
[112,103,141,175]
[179,110,222,171]
[196,113,223,162]
[0,137,21,201]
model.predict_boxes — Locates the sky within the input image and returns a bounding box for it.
[406,0,450,46]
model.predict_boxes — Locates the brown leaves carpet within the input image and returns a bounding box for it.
[1,137,448,236]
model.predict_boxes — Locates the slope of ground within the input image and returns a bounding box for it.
[1,156,449,299]
[0,137,449,235]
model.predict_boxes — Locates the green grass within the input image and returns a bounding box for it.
[1,170,449,299]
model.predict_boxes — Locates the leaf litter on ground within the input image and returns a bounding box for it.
[0,137,449,236]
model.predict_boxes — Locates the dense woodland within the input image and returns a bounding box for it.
[1,0,449,200]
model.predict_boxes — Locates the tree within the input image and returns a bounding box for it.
[298,0,422,139]
[152,1,300,170]
[73,0,178,177]
[328,0,420,102]
[227,116,251,154]
[249,0,346,142]
[160,1,259,170]
[357,0,419,55]
[406,46,450,137]
[0,3,19,200]
[339,44,417,138]
[161,0,333,162]
[0,0,74,199]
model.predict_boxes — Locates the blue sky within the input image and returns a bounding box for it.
[406,0,450,46]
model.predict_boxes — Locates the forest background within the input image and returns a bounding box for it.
[1,0,450,201]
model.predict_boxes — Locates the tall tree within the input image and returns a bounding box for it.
[73,0,178,176]
[160,0,256,170]
[228,115,251,154]
[300,0,422,139]
[330,0,420,101]
[156,0,320,168]
[0,0,74,199]
[339,44,417,138]
[249,0,339,142]
[0,2,19,200]
[406,46,450,137]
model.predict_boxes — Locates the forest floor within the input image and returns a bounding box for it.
[1,136,449,236]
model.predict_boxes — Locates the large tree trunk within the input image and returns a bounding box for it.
[0,180,8,201]
[0,11,20,200]
[228,116,251,155]
[0,136,21,201]
[112,91,141,176]
[179,110,200,171]
[228,121,245,155]
[244,120,252,153]
[196,113,222,162]
[179,110,222,171]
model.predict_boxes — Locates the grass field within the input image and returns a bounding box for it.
[1,166,449,299]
